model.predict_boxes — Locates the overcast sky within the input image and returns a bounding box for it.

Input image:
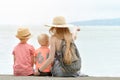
[0,0,120,25]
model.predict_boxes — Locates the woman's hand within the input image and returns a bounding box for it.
[76,27,80,31]
[72,27,80,40]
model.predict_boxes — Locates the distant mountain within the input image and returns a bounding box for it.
[71,18,120,26]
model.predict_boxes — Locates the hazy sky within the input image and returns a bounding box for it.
[0,0,120,25]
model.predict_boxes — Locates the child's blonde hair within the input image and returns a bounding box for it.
[38,34,49,46]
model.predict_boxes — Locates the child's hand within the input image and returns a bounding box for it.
[34,70,40,76]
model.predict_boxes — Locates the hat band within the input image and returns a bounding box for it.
[22,33,31,37]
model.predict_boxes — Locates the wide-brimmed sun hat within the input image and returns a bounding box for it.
[16,27,31,39]
[45,16,75,28]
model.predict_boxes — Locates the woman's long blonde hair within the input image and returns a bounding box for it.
[49,27,72,64]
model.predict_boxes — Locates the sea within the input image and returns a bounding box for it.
[0,25,120,77]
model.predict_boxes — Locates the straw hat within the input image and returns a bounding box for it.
[45,16,75,28]
[16,27,31,39]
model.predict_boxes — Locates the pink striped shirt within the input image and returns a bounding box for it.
[13,43,35,76]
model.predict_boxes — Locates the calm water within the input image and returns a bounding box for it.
[0,26,120,77]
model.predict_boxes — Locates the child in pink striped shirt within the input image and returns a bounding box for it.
[12,27,35,76]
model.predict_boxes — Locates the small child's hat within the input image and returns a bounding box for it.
[16,27,31,39]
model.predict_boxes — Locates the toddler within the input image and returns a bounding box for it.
[34,33,52,76]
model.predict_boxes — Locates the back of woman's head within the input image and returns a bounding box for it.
[49,27,71,38]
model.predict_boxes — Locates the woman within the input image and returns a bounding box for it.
[34,16,80,77]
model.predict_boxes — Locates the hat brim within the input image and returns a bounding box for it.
[45,24,75,28]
